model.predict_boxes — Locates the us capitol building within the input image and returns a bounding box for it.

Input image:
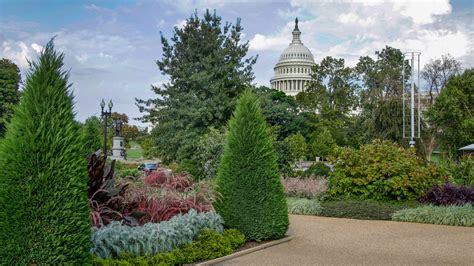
[270,18,316,96]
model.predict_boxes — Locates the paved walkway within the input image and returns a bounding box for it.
[218,215,474,265]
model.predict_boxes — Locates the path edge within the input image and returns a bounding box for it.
[195,235,294,266]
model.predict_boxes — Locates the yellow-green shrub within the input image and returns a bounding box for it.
[328,140,444,201]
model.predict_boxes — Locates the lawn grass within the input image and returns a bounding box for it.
[127,141,143,161]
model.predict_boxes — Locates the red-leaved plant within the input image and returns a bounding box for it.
[144,170,192,192]
[125,193,212,225]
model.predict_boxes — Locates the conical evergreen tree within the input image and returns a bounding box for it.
[215,90,288,241]
[0,40,91,264]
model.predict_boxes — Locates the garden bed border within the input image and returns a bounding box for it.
[195,235,294,265]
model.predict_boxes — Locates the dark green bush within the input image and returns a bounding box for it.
[214,90,288,241]
[91,229,246,265]
[320,200,420,220]
[304,162,331,177]
[328,140,445,201]
[0,40,91,264]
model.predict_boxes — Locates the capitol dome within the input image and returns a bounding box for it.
[270,18,315,96]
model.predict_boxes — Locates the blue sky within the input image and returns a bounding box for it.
[1,0,473,126]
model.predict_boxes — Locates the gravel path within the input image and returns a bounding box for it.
[218,215,474,265]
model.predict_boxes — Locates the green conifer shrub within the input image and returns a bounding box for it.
[0,40,91,264]
[214,90,288,241]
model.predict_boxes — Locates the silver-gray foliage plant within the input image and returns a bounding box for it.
[91,210,224,258]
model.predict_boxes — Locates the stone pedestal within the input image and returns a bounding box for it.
[110,136,126,160]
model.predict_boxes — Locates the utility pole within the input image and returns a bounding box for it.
[402,52,421,148]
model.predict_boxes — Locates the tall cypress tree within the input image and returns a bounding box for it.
[215,90,288,241]
[0,40,91,264]
[136,10,257,163]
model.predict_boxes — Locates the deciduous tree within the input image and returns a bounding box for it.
[0,58,21,137]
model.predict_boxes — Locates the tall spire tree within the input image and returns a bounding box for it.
[136,10,257,163]
[0,40,91,264]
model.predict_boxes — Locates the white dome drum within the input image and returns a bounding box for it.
[270,18,315,96]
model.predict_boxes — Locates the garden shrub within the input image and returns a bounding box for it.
[0,40,91,264]
[441,156,474,186]
[91,209,224,258]
[419,183,473,206]
[392,204,474,226]
[91,229,246,265]
[287,197,322,215]
[144,170,192,192]
[215,90,288,241]
[319,200,419,220]
[282,177,327,198]
[127,194,212,225]
[304,162,331,177]
[328,140,444,201]
[117,168,141,179]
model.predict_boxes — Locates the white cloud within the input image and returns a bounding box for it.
[175,19,187,29]
[393,0,452,25]
[338,12,375,27]
[249,33,288,51]
[1,41,39,68]
[30,43,42,53]
[253,0,470,69]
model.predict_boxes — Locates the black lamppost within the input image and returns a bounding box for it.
[100,99,113,160]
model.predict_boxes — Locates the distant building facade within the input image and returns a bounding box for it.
[270,18,316,96]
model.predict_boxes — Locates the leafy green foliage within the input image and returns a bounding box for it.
[215,90,288,240]
[91,210,224,258]
[273,139,294,175]
[442,156,474,186]
[0,58,21,137]
[304,162,331,177]
[308,127,336,160]
[255,86,306,140]
[82,116,103,154]
[136,10,256,163]
[91,229,246,265]
[296,56,358,147]
[355,46,410,143]
[192,127,226,179]
[117,168,142,179]
[140,136,160,159]
[287,197,322,215]
[285,132,308,165]
[392,204,474,226]
[0,41,91,264]
[320,200,419,220]
[328,140,445,201]
[427,69,474,157]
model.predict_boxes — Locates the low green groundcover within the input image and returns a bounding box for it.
[319,200,419,220]
[392,204,474,227]
[92,229,246,265]
[287,197,322,215]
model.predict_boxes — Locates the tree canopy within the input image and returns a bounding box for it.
[136,10,256,163]
[427,68,474,157]
[0,58,21,137]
